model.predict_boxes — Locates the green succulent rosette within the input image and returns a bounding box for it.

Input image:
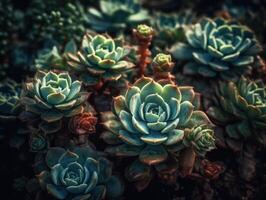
[35,40,77,71]
[207,77,266,144]
[101,77,213,166]
[21,71,89,123]
[37,147,124,200]
[153,11,194,47]
[66,33,134,86]
[87,0,149,33]
[183,124,215,156]
[170,17,262,80]
[0,79,21,120]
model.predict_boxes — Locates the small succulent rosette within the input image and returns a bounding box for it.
[66,33,135,86]
[153,11,194,47]
[207,76,266,145]
[87,0,149,33]
[29,129,49,152]
[21,71,89,124]
[37,147,124,200]
[35,40,77,71]
[101,77,214,187]
[170,17,262,80]
[0,79,21,120]
[0,79,21,139]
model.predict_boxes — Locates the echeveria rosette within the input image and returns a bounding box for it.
[101,77,213,166]
[207,77,266,144]
[67,33,134,86]
[35,40,77,71]
[21,71,89,123]
[153,11,194,47]
[37,147,124,200]
[0,79,21,120]
[170,17,262,80]
[88,0,149,33]
[183,125,215,156]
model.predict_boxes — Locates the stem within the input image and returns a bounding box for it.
[138,42,151,76]
[179,147,196,177]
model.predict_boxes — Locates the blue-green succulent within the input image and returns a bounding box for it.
[153,11,194,47]
[0,79,21,120]
[101,77,213,166]
[21,71,89,123]
[207,76,266,145]
[37,147,124,199]
[88,0,149,33]
[66,33,134,86]
[170,17,262,80]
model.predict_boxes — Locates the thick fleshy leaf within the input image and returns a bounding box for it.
[113,96,126,116]
[98,157,112,183]
[41,111,63,122]
[162,84,181,103]
[58,151,79,167]
[47,184,68,200]
[164,129,184,145]
[139,145,168,165]
[46,93,66,105]
[140,81,163,101]
[66,184,87,194]
[140,133,168,144]
[51,164,63,185]
[132,116,149,134]
[119,111,136,133]
[178,101,194,125]
[106,176,124,198]
[118,130,144,146]
[46,148,66,168]
[105,144,143,157]
[125,160,151,182]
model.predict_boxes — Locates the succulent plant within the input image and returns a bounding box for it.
[170,17,262,80]
[66,33,134,86]
[207,76,266,144]
[69,112,97,136]
[153,11,194,47]
[37,147,124,199]
[88,0,149,33]
[0,79,21,139]
[35,40,77,71]
[183,124,215,156]
[21,71,89,123]
[102,77,213,166]
[134,24,154,40]
[29,130,49,152]
[153,53,174,72]
[28,2,88,43]
[0,79,21,120]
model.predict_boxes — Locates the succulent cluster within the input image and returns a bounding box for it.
[170,18,262,80]
[67,33,134,85]
[2,1,266,200]
[207,77,266,144]
[88,0,149,33]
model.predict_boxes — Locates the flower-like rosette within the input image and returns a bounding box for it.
[37,147,123,200]
[67,33,134,85]
[170,17,262,80]
[21,71,88,123]
[153,53,174,72]
[69,112,97,135]
[183,124,215,156]
[207,76,266,141]
[102,77,213,165]
[0,79,21,120]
